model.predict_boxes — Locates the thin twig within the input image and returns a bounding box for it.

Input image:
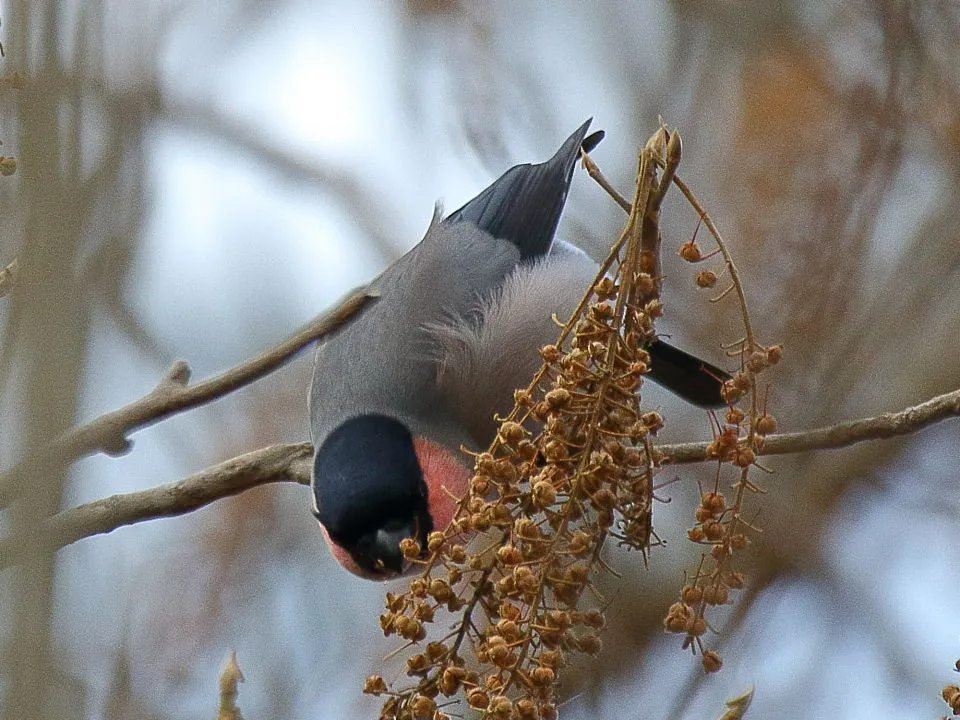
[666,172,756,351]
[659,386,960,463]
[0,285,375,506]
[2,388,954,565]
[580,150,632,212]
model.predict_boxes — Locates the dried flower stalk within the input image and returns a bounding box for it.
[368,125,776,718]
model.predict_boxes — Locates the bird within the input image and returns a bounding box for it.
[308,119,729,579]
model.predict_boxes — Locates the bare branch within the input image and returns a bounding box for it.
[659,387,960,464]
[0,443,312,567]
[2,387,955,568]
[0,286,375,506]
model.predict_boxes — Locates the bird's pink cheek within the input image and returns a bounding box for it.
[318,524,384,581]
[413,437,472,532]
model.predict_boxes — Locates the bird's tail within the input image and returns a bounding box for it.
[646,340,731,408]
[444,119,603,260]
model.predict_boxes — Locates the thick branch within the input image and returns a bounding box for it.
[0,443,313,567]
[0,286,374,506]
[1,387,956,566]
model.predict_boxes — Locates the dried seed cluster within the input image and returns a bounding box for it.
[665,235,784,671]
[369,248,669,719]
[368,127,779,717]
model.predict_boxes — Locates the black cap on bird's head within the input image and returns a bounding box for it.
[312,415,432,578]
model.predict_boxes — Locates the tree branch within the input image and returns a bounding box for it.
[659,386,960,464]
[0,443,313,568]
[2,387,956,567]
[0,286,375,507]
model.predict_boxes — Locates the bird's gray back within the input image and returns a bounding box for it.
[309,216,521,449]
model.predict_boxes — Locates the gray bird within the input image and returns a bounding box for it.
[309,120,728,579]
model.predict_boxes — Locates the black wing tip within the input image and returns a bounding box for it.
[582,130,605,155]
[647,340,732,409]
[443,119,602,259]
[550,119,599,177]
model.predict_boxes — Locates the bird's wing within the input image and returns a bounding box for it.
[444,120,593,261]
[309,219,521,450]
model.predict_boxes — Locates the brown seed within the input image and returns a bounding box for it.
[702,650,723,673]
[681,585,703,603]
[532,480,558,508]
[642,411,664,433]
[499,602,521,620]
[590,488,617,510]
[499,421,526,444]
[593,276,615,297]
[406,653,430,675]
[515,698,538,720]
[695,506,713,522]
[632,273,654,296]
[644,299,664,318]
[399,537,422,558]
[413,603,435,622]
[703,520,725,541]
[429,578,453,602]
[696,269,718,288]
[756,413,777,434]
[701,491,726,513]
[679,240,702,262]
[497,544,523,565]
[540,344,560,363]
[685,615,707,636]
[539,649,564,668]
[578,633,602,655]
[427,531,445,552]
[592,301,614,318]
[466,688,489,710]
[746,350,768,372]
[363,674,387,695]
[495,619,523,642]
[488,695,513,716]
[531,666,555,685]
[426,641,448,661]
[379,612,395,636]
[733,446,756,468]
[545,388,572,409]
[583,608,606,629]
[439,666,464,696]
[725,407,745,425]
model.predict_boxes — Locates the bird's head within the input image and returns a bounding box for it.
[312,414,470,579]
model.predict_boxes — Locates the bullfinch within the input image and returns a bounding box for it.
[309,120,728,578]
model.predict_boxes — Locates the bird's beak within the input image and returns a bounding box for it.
[372,521,419,575]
